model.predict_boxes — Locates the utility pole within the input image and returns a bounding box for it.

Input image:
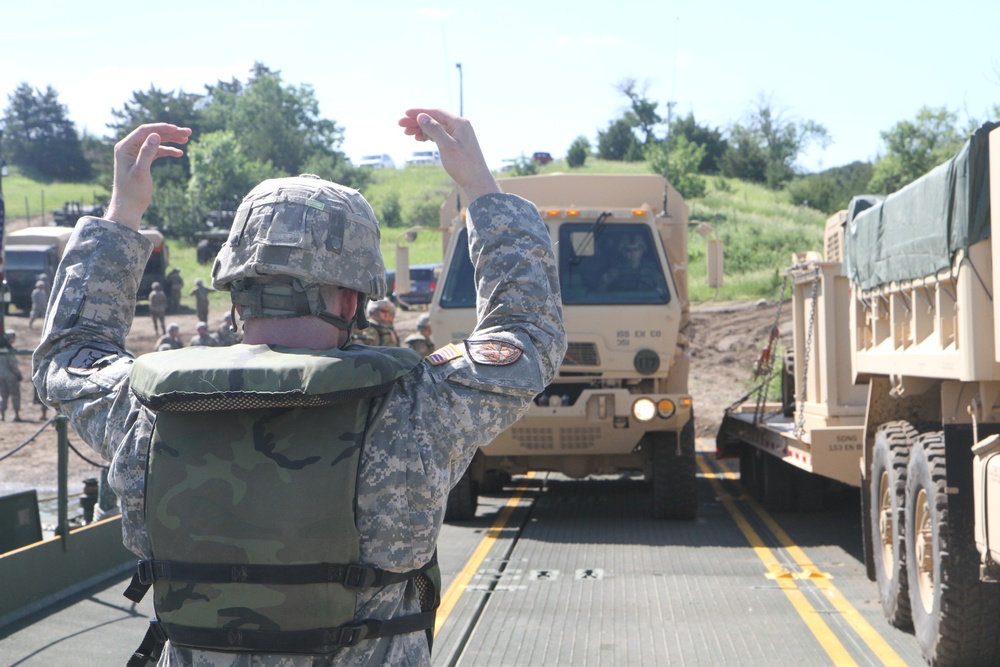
[455,62,464,116]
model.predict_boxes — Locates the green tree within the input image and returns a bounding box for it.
[668,112,727,174]
[171,130,273,239]
[597,117,641,161]
[646,135,706,199]
[108,86,203,187]
[721,97,829,189]
[868,106,964,193]
[2,83,91,181]
[509,154,538,176]
[566,136,590,168]
[618,79,662,146]
[786,161,874,214]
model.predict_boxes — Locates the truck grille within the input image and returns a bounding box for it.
[562,342,599,366]
[510,426,601,450]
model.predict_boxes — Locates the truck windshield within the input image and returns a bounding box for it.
[4,251,47,271]
[438,223,670,308]
[560,223,670,305]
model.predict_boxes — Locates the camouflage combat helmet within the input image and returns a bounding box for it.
[212,175,386,332]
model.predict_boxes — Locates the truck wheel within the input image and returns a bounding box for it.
[760,453,793,512]
[480,469,511,494]
[870,421,915,629]
[651,417,697,520]
[445,464,479,521]
[905,431,1000,664]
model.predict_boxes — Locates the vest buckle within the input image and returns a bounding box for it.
[344,564,376,588]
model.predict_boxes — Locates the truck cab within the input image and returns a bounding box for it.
[429,173,718,520]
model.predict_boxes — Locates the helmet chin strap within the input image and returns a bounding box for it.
[230,278,372,347]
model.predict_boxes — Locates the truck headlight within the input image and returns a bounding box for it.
[632,398,657,422]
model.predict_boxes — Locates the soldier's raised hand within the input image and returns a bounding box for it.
[106,123,192,231]
[398,109,499,203]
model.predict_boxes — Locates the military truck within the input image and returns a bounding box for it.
[423,173,721,520]
[3,226,169,310]
[3,226,73,313]
[716,121,1000,665]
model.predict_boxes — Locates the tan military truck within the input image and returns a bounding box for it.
[424,173,721,521]
[717,121,1000,665]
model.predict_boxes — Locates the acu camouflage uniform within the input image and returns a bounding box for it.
[33,192,566,666]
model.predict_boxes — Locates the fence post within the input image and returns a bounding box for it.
[55,416,68,551]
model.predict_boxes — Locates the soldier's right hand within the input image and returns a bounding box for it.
[106,123,192,231]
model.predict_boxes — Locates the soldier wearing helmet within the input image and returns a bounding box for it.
[32,110,566,666]
[28,280,49,329]
[353,298,400,347]
[404,313,435,357]
[147,281,168,335]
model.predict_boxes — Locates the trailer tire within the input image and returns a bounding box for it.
[445,464,479,521]
[651,417,697,520]
[760,453,793,512]
[871,421,915,629]
[905,431,1000,665]
[739,444,762,501]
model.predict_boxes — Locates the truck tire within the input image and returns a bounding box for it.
[651,417,697,520]
[905,431,1000,665]
[870,421,916,629]
[739,444,762,501]
[445,464,479,521]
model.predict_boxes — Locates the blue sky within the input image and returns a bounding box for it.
[2,1,998,174]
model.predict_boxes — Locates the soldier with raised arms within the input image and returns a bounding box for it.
[32,109,566,666]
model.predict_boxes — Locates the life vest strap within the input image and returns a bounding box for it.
[159,611,437,653]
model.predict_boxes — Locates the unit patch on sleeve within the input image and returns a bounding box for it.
[465,339,523,366]
[66,346,119,376]
[427,343,464,366]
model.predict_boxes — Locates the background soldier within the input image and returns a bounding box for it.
[165,267,184,313]
[353,298,400,346]
[0,330,22,421]
[213,313,241,346]
[404,313,435,357]
[33,110,565,666]
[28,280,48,329]
[188,321,217,347]
[189,278,213,323]
[154,322,184,351]
[148,281,168,335]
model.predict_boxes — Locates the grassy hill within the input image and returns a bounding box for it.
[3,159,828,307]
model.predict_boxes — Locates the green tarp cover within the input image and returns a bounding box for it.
[845,121,998,291]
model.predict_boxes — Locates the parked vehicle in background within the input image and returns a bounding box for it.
[359,154,395,169]
[2,227,72,313]
[532,151,553,165]
[385,263,441,310]
[405,150,441,167]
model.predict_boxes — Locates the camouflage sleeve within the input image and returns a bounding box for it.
[465,193,566,383]
[358,193,567,568]
[32,217,152,462]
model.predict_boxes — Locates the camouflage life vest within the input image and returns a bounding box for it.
[125,344,438,660]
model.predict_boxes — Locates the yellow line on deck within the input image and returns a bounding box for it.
[434,472,536,637]
[707,457,907,666]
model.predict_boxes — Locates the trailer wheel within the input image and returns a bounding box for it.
[739,444,762,501]
[870,421,915,629]
[445,464,479,521]
[651,416,697,520]
[905,431,1000,664]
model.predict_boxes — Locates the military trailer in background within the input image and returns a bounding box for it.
[424,173,722,521]
[717,121,1000,665]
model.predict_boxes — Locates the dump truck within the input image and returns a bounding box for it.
[716,121,1000,665]
[422,173,721,520]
